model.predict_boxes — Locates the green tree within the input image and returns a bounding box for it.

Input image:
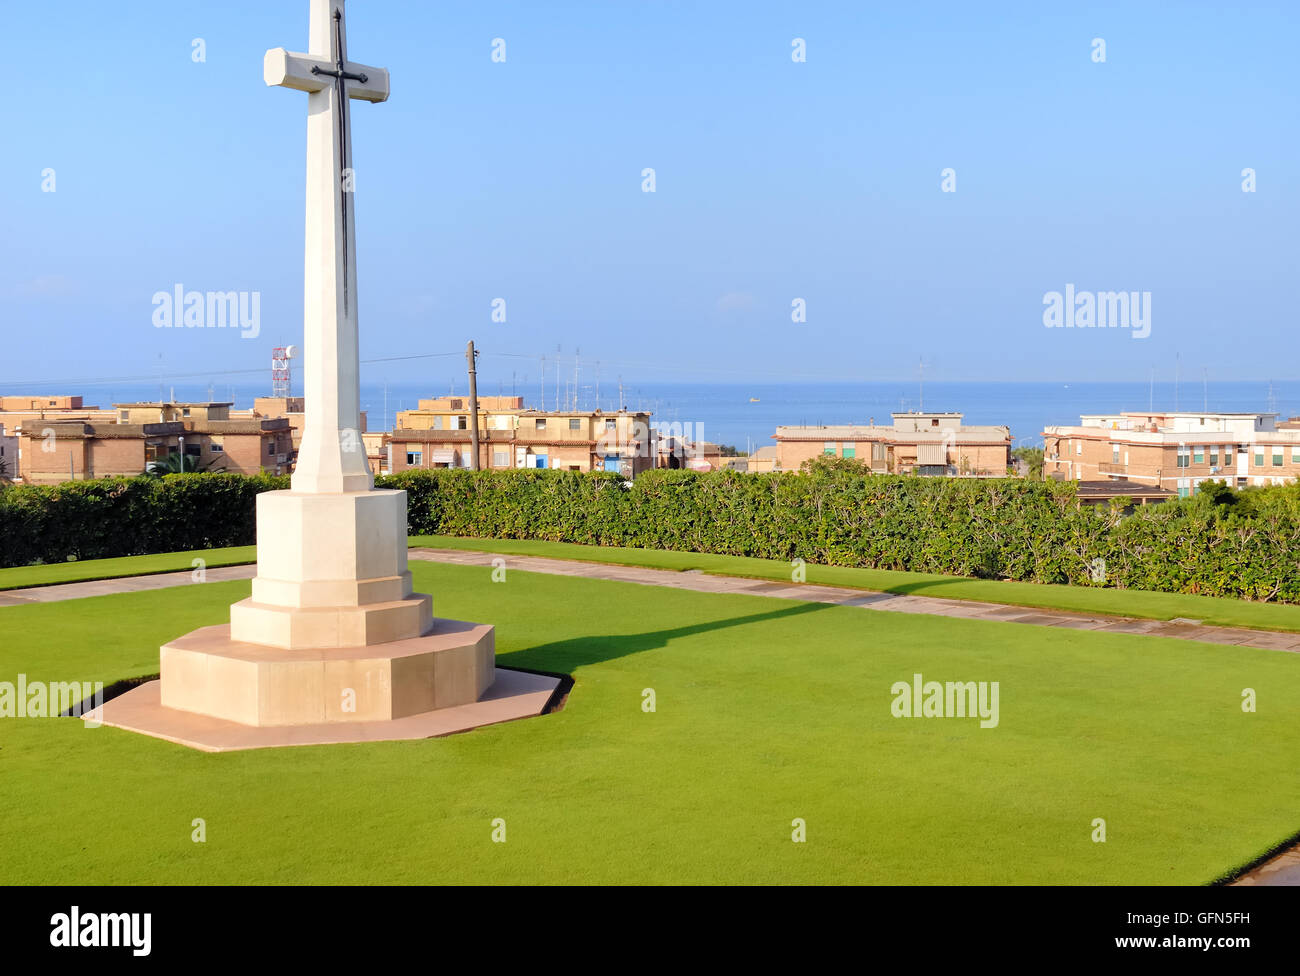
[145,452,210,476]
[1012,447,1045,480]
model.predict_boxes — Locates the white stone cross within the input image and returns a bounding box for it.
[265,0,389,494]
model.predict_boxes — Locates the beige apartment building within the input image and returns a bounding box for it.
[0,395,117,436]
[774,412,1012,476]
[387,396,654,475]
[18,401,293,484]
[1043,412,1300,497]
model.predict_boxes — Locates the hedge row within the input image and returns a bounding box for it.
[4,468,1300,603]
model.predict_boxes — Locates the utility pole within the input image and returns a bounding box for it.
[466,340,481,470]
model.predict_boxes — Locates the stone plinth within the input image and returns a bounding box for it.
[89,668,559,753]
[230,488,432,650]
[161,619,494,727]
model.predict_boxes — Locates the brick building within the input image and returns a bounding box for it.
[17,402,293,484]
[20,421,185,483]
[1043,412,1300,497]
[774,412,1012,476]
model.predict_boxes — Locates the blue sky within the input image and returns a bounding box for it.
[2,0,1297,394]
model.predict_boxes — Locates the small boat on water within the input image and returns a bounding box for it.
[749,397,760,402]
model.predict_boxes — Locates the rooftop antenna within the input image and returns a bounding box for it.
[1267,381,1278,415]
[1175,352,1180,411]
[540,355,545,411]
[573,347,580,411]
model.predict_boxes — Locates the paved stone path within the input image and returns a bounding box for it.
[0,566,257,606]
[404,549,1300,654]
[4,550,1300,656]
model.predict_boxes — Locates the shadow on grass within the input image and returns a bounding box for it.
[500,601,832,673]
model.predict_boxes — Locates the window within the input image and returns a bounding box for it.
[1075,441,1081,455]
[432,416,443,430]
[455,416,467,430]
[569,418,581,430]
[48,400,56,406]
[209,441,224,453]
[266,442,274,456]
[1111,444,1120,464]
[842,445,856,459]
[1224,445,1233,464]
[1176,446,1190,468]
[185,443,202,457]
[1209,446,1218,466]
[1255,448,1265,467]
[492,451,508,468]
[605,419,616,431]
[1273,448,1284,467]
[449,399,463,410]
[1292,446,1300,463]
[182,407,191,417]
[406,451,422,466]
[118,410,129,422]
[1177,477,1191,499]
[1193,446,1203,464]
[823,442,836,455]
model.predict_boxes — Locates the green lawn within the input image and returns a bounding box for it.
[412,535,1300,634]
[1,558,1297,884]
[0,547,257,591]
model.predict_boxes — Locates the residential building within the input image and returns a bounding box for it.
[20,421,186,483]
[746,445,780,473]
[0,424,18,480]
[774,412,1012,476]
[0,395,89,411]
[1043,411,1300,496]
[1073,479,1176,508]
[0,395,116,442]
[16,402,293,484]
[387,399,655,475]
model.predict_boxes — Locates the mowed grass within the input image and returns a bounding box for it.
[2,561,1299,884]
[413,534,1300,634]
[0,547,257,591]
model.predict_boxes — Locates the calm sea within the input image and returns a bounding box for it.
[51,379,1300,453]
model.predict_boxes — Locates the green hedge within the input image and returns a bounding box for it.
[4,468,1300,603]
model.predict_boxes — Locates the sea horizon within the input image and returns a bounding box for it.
[18,377,1298,453]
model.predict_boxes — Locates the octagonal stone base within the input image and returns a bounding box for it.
[161,618,494,727]
[87,668,560,753]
